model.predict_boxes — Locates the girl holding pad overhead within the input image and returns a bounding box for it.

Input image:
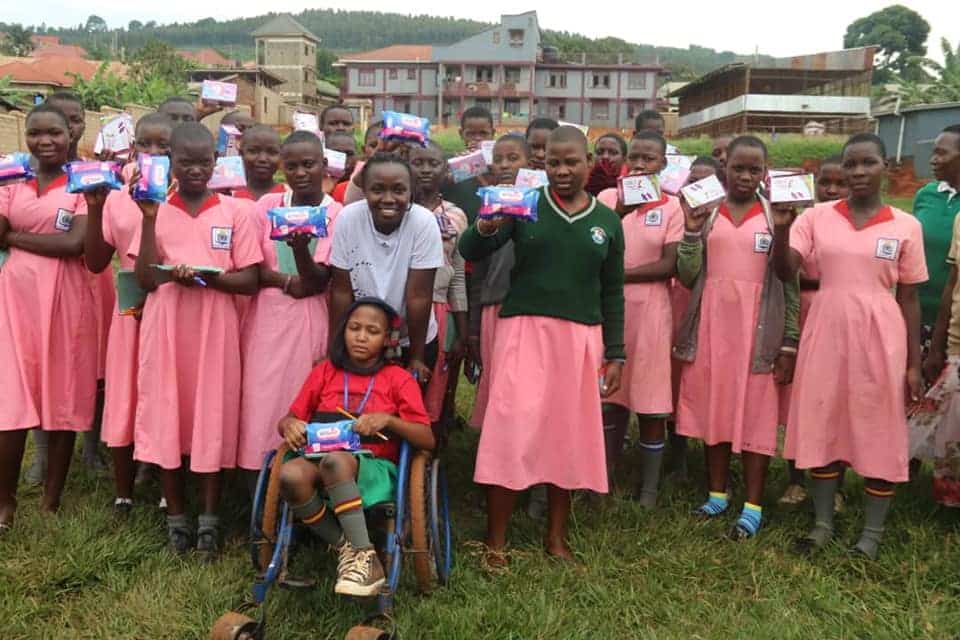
[772,133,926,559]
[129,122,263,559]
[458,125,625,566]
[0,104,97,531]
[596,130,683,504]
[83,112,174,515]
[674,135,799,540]
[238,131,343,474]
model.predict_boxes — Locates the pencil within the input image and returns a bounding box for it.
[337,406,388,440]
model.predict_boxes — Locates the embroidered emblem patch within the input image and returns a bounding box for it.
[590,226,607,245]
[211,226,233,250]
[54,208,74,232]
[754,232,772,253]
[875,238,899,261]
[645,209,663,226]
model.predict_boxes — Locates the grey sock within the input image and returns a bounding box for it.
[31,430,49,462]
[82,430,99,458]
[197,513,219,532]
[855,492,893,560]
[805,472,840,547]
[327,480,371,549]
[291,493,343,546]
[167,513,189,532]
[636,441,665,508]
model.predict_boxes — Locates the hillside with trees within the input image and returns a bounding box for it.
[3,10,768,80]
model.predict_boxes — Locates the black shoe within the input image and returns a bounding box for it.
[196,525,220,563]
[113,500,133,520]
[168,526,192,555]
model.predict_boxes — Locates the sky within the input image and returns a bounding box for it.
[4,0,957,63]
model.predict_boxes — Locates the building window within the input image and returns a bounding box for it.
[476,66,494,83]
[257,43,264,65]
[592,73,610,89]
[407,68,416,80]
[263,96,268,114]
[389,69,398,80]
[548,71,566,89]
[628,72,647,90]
[509,29,524,47]
[504,66,521,84]
[493,31,501,44]
[504,98,522,116]
[359,69,375,87]
[548,101,566,120]
[592,100,610,120]
[305,44,309,56]
[476,98,492,110]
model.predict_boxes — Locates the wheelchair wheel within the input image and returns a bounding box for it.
[254,444,288,574]
[407,450,434,593]
[428,458,452,585]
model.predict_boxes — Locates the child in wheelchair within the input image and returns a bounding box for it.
[277,297,435,597]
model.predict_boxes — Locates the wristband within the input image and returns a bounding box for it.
[282,274,293,293]
[683,229,703,239]
[476,221,499,237]
[779,346,798,355]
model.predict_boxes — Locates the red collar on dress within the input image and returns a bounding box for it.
[833,199,894,230]
[636,194,670,214]
[718,200,763,225]
[168,191,220,215]
[232,183,286,200]
[29,173,68,197]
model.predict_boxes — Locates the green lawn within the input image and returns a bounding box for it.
[2,379,959,640]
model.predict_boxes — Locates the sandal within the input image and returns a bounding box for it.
[480,546,509,574]
[0,521,12,537]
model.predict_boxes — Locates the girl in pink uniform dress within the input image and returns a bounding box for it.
[778,156,850,508]
[597,131,683,505]
[130,122,263,559]
[0,104,97,532]
[409,143,469,430]
[773,133,927,560]
[238,131,342,475]
[674,136,800,540]
[84,113,175,516]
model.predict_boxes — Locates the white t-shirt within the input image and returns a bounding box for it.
[330,200,444,344]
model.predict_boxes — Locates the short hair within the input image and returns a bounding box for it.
[328,297,400,372]
[690,155,720,172]
[597,133,627,157]
[842,132,886,159]
[548,125,588,152]
[221,110,254,126]
[941,125,960,149]
[281,129,323,151]
[134,112,174,136]
[242,123,281,143]
[728,135,768,160]
[26,102,69,128]
[461,106,494,129]
[634,109,664,129]
[526,117,559,138]
[364,119,383,141]
[631,129,667,155]
[494,132,529,157]
[159,96,194,109]
[320,104,353,125]
[819,154,843,168]
[170,122,214,151]
[45,91,83,110]
[359,152,415,190]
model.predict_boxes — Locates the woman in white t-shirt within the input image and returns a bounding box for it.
[329,153,444,382]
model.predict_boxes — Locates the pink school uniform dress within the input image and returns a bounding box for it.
[236,192,342,470]
[784,201,928,482]
[90,266,116,380]
[605,195,683,415]
[424,201,468,422]
[99,188,145,448]
[677,202,780,456]
[0,175,97,432]
[129,193,262,472]
[470,304,502,428]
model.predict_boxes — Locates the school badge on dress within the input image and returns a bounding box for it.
[754,232,772,253]
[211,226,233,250]
[590,226,607,245]
[644,209,663,226]
[875,238,899,261]
[54,208,74,232]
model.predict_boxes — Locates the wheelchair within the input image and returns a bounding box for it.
[209,439,452,640]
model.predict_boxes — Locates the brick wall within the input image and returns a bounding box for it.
[0,112,26,153]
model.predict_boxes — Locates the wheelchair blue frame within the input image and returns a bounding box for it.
[248,440,452,614]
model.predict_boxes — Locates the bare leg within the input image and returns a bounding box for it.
[485,485,518,550]
[0,429,29,526]
[41,431,77,513]
[161,468,186,515]
[111,445,135,501]
[198,472,222,515]
[544,485,573,560]
[705,443,732,493]
[741,451,770,506]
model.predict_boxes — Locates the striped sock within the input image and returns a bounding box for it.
[804,469,842,547]
[855,486,894,560]
[694,491,729,517]
[635,440,665,508]
[733,502,763,538]
[291,492,342,545]
[328,480,370,549]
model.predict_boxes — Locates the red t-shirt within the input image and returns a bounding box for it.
[287,360,430,462]
[331,180,349,204]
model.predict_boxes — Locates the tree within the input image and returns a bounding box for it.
[915,38,960,103]
[85,15,108,33]
[69,62,186,110]
[316,47,338,78]
[0,24,35,57]
[128,20,143,32]
[844,5,930,83]
[128,39,194,86]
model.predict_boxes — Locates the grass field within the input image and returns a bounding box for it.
[2,377,959,640]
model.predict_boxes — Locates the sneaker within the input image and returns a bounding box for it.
[334,543,385,597]
[168,526,192,555]
[778,484,808,505]
[196,525,220,563]
[113,499,133,520]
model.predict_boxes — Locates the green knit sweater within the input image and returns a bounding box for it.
[458,187,626,360]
